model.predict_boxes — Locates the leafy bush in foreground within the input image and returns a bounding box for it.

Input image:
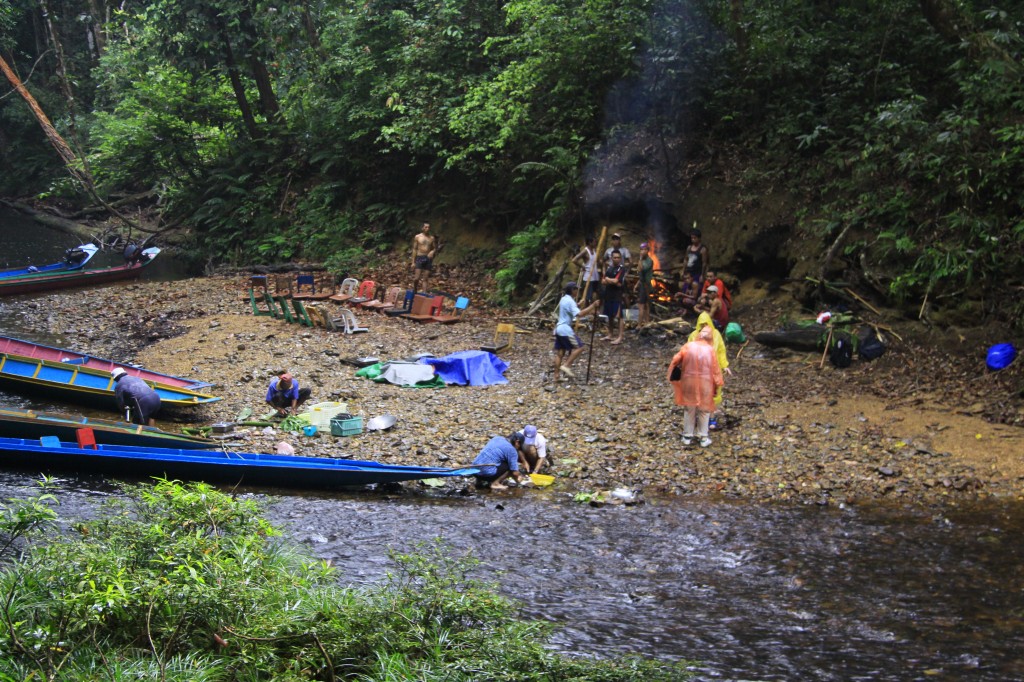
[0,479,690,681]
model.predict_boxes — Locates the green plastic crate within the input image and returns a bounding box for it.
[330,416,362,437]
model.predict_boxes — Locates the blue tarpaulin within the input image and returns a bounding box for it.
[421,350,509,386]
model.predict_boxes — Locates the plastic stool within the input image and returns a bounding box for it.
[76,427,98,450]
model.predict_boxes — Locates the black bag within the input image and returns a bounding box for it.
[670,366,681,381]
[829,335,854,368]
[859,335,886,360]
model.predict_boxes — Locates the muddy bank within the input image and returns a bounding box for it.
[3,273,1022,509]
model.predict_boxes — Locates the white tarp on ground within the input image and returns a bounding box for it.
[377,361,436,386]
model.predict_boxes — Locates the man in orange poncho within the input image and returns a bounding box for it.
[667,325,724,447]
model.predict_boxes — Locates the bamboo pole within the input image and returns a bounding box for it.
[843,287,881,315]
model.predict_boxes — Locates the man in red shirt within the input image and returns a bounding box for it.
[700,269,732,310]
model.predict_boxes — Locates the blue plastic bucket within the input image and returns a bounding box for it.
[986,343,1017,371]
[302,424,318,437]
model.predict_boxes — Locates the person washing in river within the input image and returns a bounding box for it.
[471,433,531,490]
[111,367,161,426]
[266,372,312,417]
[518,425,549,473]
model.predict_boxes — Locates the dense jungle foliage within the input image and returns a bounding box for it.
[1,0,1022,316]
[0,479,690,679]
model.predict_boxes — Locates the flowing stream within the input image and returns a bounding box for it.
[2,207,1023,680]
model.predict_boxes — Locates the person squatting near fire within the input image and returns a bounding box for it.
[553,281,601,379]
[674,271,700,317]
[266,372,312,417]
[518,425,549,473]
[667,325,724,448]
[111,367,161,426]
[472,433,531,490]
[694,284,729,330]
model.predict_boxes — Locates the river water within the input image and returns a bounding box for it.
[1,207,1023,680]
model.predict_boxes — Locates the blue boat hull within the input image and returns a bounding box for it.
[0,437,480,490]
[0,407,217,449]
[0,244,99,279]
[0,352,220,408]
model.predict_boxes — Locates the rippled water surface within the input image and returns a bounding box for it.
[1,471,1021,682]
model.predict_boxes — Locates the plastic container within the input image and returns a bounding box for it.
[302,425,317,437]
[304,401,349,429]
[330,416,363,437]
[986,343,1017,371]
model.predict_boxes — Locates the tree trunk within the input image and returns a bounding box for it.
[214,16,260,140]
[239,6,281,124]
[0,54,83,176]
[918,0,1021,74]
[300,0,326,59]
[86,0,106,55]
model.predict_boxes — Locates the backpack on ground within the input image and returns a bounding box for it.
[829,333,854,368]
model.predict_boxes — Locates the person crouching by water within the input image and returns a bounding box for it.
[111,367,161,426]
[266,372,312,417]
[472,433,531,490]
[519,424,549,473]
[667,325,724,448]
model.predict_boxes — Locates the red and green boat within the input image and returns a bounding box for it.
[0,247,160,296]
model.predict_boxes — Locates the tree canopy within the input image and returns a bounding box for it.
[1,0,1022,318]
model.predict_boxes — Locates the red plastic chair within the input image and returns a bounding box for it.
[76,427,98,450]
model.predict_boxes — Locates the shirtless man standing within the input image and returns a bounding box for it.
[410,222,437,293]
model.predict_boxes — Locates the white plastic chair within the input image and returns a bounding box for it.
[337,308,369,334]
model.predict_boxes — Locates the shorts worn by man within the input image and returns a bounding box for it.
[112,367,162,426]
[472,433,529,490]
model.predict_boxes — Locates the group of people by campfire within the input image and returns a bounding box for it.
[555,227,734,448]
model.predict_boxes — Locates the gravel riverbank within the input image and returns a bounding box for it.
[5,272,1022,510]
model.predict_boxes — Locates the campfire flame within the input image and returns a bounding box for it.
[647,240,673,302]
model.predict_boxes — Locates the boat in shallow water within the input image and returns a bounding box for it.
[0,334,211,389]
[0,436,480,490]
[0,247,160,296]
[0,407,217,449]
[0,243,99,279]
[0,352,220,408]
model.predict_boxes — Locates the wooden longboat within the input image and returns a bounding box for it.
[0,407,217,449]
[0,247,160,296]
[0,436,481,490]
[0,352,220,408]
[0,244,99,279]
[0,334,211,390]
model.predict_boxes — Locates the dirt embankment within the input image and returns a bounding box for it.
[6,265,1021,510]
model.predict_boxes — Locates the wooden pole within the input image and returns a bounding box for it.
[819,325,834,369]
